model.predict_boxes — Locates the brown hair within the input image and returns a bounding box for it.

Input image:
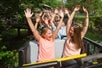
[71,24,83,49]
[40,26,51,37]
[44,14,49,19]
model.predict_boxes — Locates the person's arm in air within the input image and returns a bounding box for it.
[50,9,58,31]
[34,16,41,29]
[52,9,64,40]
[24,8,41,41]
[66,5,80,37]
[81,7,89,39]
[34,12,42,29]
[64,8,70,18]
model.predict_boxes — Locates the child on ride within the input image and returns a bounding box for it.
[62,5,89,68]
[24,8,64,62]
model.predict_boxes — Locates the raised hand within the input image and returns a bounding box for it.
[36,16,40,23]
[64,8,69,14]
[39,12,43,17]
[74,5,80,12]
[83,7,88,13]
[24,8,33,18]
[59,9,64,18]
[54,8,59,14]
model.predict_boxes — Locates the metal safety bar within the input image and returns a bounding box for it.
[19,53,87,68]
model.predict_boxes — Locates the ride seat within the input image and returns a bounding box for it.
[18,39,65,66]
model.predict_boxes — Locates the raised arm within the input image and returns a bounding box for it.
[24,8,41,41]
[52,9,64,40]
[64,8,70,18]
[66,5,80,37]
[50,9,58,31]
[34,15,41,29]
[81,7,89,39]
[50,9,57,24]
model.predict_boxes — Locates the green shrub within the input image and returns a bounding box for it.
[0,46,18,68]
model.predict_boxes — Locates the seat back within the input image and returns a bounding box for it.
[19,39,65,66]
[55,39,65,58]
[18,40,38,66]
[29,41,38,63]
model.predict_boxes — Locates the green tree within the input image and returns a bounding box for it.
[42,0,63,8]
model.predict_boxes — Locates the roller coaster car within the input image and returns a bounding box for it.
[18,39,102,68]
[18,39,64,67]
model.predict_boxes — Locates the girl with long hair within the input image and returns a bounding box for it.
[62,5,89,68]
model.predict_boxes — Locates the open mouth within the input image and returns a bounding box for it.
[49,35,52,38]
[49,36,52,38]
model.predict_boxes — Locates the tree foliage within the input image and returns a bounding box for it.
[0,0,102,67]
[0,0,101,31]
[64,0,102,32]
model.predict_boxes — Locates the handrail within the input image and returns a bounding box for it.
[56,53,87,62]
[83,37,102,55]
[21,53,86,68]
[84,37,102,48]
[81,53,102,62]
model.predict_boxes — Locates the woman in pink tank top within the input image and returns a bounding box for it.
[62,5,89,68]
[24,8,64,63]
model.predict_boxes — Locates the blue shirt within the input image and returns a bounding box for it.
[56,26,66,39]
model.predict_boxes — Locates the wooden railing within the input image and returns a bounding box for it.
[81,37,102,68]
[83,37,102,55]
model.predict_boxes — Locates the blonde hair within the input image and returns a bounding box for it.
[41,26,51,37]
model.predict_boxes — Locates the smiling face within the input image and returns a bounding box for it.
[70,26,74,36]
[45,29,52,40]
[70,24,82,49]
[41,27,53,41]
[70,24,82,37]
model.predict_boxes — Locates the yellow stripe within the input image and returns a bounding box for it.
[56,53,87,61]
[23,53,87,66]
